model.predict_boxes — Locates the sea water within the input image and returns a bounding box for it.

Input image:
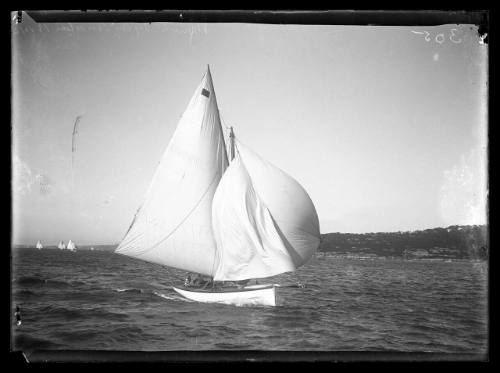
[11,249,488,355]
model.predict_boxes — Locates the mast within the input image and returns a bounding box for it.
[229,127,235,162]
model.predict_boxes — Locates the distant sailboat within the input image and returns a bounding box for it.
[35,240,43,250]
[57,241,66,250]
[66,240,76,251]
[115,66,320,306]
[90,247,95,251]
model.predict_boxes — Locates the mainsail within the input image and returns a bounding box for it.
[36,240,43,250]
[115,66,229,276]
[116,66,320,281]
[58,241,66,250]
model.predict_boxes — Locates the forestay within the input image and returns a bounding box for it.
[115,67,229,276]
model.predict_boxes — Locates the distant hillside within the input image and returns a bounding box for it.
[12,225,488,260]
[12,244,118,252]
[78,244,118,252]
[320,225,488,260]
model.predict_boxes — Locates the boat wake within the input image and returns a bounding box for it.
[153,291,195,303]
[113,288,145,294]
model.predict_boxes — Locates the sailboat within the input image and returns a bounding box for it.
[66,239,76,251]
[115,66,320,306]
[35,240,43,250]
[57,241,66,250]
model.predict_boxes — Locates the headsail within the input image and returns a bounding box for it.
[115,66,229,276]
[211,152,296,281]
[234,140,321,268]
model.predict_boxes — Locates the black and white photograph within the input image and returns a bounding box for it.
[11,10,488,362]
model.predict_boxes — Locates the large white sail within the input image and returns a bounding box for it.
[211,153,296,281]
[115,66,229,276]
[234,141,321,267]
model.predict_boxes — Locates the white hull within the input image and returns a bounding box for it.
[173,284,276,306]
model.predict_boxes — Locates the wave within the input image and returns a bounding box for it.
[15,276,48,286]
[15,276,86,289]
[14,333,62,351]
[113,288,144,294]
[38,305,88,320]
[53,329,102,343]
[34,304,130,322]
[15,289,36,297]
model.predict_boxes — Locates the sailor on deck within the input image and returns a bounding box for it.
[184,275,192,287]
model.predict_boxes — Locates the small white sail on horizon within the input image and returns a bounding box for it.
[57,241,66,250]
[36,240,43,250]
[115,66,320,305]
[67,239,76,251]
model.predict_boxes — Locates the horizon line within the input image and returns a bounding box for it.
[12,223,488,247]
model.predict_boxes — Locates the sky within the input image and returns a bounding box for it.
[12,15,488,245]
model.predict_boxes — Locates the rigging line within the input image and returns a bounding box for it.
[122,171,220,258]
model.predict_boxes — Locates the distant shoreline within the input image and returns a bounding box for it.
[11,244,118,252]
[319,224,487,260]
[13,224,488,260]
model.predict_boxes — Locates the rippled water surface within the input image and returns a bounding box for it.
[12,249,488,353]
